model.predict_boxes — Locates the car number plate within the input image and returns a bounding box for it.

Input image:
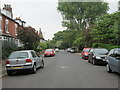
[12,66,23,69]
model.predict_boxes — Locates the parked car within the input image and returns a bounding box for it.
[67,48,71,52]
[44,49,55,57]
[105,48,120,73]
[88,48,108,65]
[81,47,92,59]
[6,50,44,76]
[70,48,77,53]
[55,48,59,52]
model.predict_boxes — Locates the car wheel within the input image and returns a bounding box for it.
[106,64,112,73]
[40,60,44,68]
[88,59,91,63]
[92,59,97,65]
[7,70,13,76]
[31,64,36,74]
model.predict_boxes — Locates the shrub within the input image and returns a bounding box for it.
[92,43,120,50]
[2,41,18,60]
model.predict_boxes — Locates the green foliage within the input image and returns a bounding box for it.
[51,2,119,50]
[57,2,109,30]
[39,42,47,51]
[18,26,40,50]
[91,12,120,45]
[92,43,120,50]
[2,41,18,59]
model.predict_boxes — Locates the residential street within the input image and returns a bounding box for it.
[2,50,119,88]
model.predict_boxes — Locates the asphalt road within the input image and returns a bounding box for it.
[2,50,119,88]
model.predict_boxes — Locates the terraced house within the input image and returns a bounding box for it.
[0,4,25,47]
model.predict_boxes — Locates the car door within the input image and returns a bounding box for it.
[107,49,120,72]
[89,49,94,62]
[35,52,43,66]
[112,50,120,72]
[31,51,40,68]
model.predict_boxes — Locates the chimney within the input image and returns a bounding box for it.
[3,4,13,18]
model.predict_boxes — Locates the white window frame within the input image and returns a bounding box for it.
[5,19,9,34]
[0,15,2,31]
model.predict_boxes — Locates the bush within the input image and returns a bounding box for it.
[92,43,120,50]
[2,41,18,60]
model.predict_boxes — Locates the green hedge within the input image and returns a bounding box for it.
[92,43,120,50]
[2,41,18,60]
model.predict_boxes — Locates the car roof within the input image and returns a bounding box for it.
[83,47,92,49]
[12,50,34,53]
[111,48,120,50]
[92,48,107,49]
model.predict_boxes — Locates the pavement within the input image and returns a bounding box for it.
[0,60,7,78]
[2,50,119,88]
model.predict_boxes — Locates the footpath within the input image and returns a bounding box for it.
[0,60,7,78]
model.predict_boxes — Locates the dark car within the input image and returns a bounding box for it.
[81,47,92,59]
[88,48,108,65]
[105,48,120,73]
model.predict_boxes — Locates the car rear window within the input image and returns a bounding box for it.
[9,52,29,59]
[46,49,53,52]
[83,49,90,52]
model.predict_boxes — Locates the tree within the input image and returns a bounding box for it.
[18,26,40,50]
[91,12,120,46]
[57,2,109,30]
[57,1,109,49]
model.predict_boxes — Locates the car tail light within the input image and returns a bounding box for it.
[6,60,10,64]
[26,59,32,62]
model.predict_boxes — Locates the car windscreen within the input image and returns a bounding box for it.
[94,49,108,55]
[46,49,53,52]
[9,52,29,59]
[83,49,90,52]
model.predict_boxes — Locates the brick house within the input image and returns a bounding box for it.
[0,4,46,48]
[0,4,25,47]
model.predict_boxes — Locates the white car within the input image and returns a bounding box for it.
[55,48,59,52]
[6,50,44,76]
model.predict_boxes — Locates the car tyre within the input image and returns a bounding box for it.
[106,64,112,73]
[40,60,44,68]
[92,59,97,65]
[31,64,36,74]
[88,59,91,63]
[7,70,13,76]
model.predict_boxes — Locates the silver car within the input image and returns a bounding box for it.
[6,50,44,76]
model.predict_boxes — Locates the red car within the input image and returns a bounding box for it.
[81,48,92,59]
[44,49,55,57]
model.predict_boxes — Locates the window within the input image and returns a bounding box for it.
[9,52,28,59]
[114,50,120,57]
[5,19,9,33]
[94,49,108,55]
[108,49,114,56]
[15,24,18,36]
[90,49,93,53]
[31,51,37,58]
[0,15,2,30]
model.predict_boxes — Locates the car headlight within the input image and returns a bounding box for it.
[96,56,101,59]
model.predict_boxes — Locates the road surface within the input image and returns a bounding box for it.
[2,50,119,88]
